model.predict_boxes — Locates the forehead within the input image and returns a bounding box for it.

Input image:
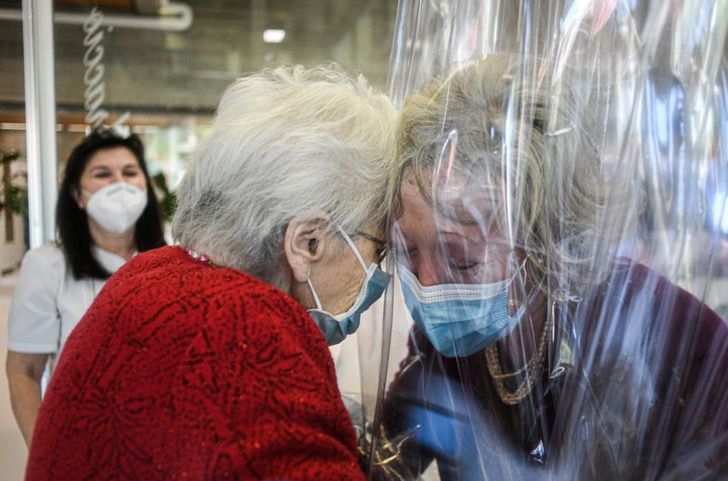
[400,169,504,220]
[85,146,139,169]
[397,169,505,242]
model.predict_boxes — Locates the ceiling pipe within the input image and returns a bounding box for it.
[0,1,193,32]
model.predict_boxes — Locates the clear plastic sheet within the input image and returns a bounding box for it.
[367,1,728,480]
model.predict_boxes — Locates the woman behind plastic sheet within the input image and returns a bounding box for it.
[372,54,728,480]
[25,64,395,481]
[5,130,165,446]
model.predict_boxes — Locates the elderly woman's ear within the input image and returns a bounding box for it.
[284,211,331,282]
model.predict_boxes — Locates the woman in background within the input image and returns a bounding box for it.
[6,129,165,445]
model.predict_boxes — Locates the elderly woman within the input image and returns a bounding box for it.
[373,54,728,480]
[26,65,395,481]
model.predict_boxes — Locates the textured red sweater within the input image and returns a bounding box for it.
[26,246,366,481]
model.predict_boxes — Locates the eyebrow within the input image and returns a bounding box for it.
[89,163,139,171]
[356,231,386,246]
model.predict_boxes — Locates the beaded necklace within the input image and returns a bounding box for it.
[186,249,216,267]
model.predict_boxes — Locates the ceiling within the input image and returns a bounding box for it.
[0,0,397,120]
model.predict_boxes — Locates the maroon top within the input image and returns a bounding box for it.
[26,246,365,481]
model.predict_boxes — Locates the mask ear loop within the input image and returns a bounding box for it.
[308,224,369,313]
[335,224,369,272]
[306,278,324,311]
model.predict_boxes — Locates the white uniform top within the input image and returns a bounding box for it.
[7,243,126,359]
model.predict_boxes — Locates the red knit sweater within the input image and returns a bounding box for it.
[26,246,366,481]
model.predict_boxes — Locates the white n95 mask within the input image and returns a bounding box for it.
[85,182,148,234]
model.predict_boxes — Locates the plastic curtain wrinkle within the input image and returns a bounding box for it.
[366,1,728,480]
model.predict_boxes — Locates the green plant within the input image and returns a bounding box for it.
[152,171,177,222]
[0,150,27,217]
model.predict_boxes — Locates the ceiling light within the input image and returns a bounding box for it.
[263,29,286,43]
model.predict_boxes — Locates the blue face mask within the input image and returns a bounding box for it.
[398,264,525,358]
[308,226,392,345]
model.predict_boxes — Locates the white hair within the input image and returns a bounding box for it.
[172,64,397,282]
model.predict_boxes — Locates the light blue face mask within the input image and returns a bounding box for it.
[308,226,392,345]
[398,264,525,358]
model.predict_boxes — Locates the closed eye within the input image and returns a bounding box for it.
[448,261,480,271]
